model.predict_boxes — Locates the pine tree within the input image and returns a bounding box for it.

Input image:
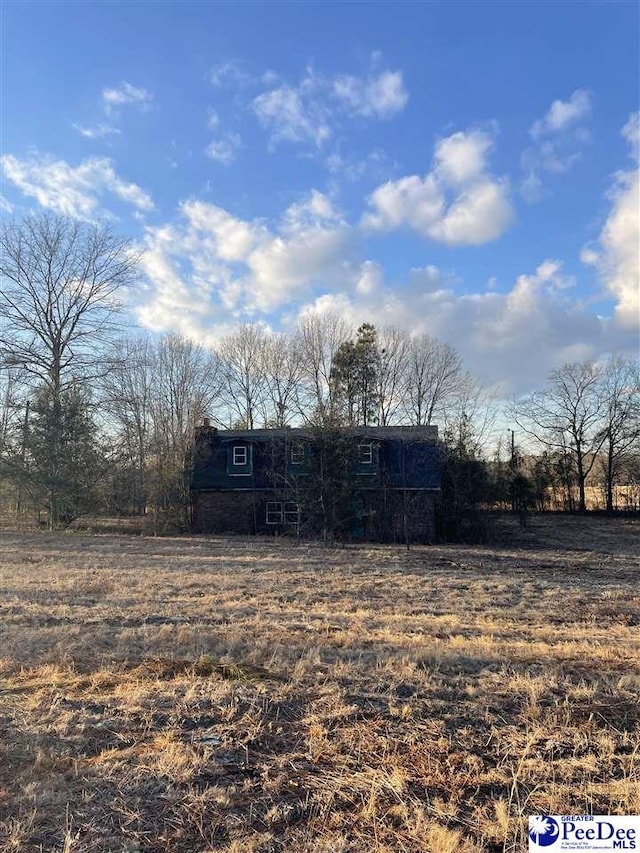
[25,385,104,527]
[330,323,380,425]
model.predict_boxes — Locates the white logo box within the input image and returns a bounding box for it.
[529,816,639,851]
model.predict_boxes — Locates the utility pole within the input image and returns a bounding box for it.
[510,429,517,513]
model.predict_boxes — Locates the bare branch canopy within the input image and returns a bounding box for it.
[0,212,141,394]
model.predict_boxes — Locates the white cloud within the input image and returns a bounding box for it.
[325,148,394,184]
[180,199,264,261]
[210,61,252,88]
[204,108,242,165]
[102,81,152,113]
[1,154,153,219]
[205,133,242,165]
[207,58,409,155]
[137,190,355,333]
[622,110,640,150]
[364,173,443,231]
[522,89,593,201]
[243,191,353,310]
[280,188,343,234]
[295,258,625,396]
[363,127,514,245]
[246,226,352,311]
[73,83,151,143]
[409,264,448,292]
[355,260,383,295]
[429,178,514,245]
[252,82,331,148]
[250,62,408,150]
[581,112,640,330]
[134,182,636,396]
[73,123,121,140]
[531,89,593,138]
[104,82,151,106]
[333,70,408,119]
[434,129,494,184]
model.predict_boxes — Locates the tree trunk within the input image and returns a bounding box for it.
[576,454,587,513]
[606,442,614,514]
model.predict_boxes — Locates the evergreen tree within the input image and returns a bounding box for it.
[25,385,104,527]
[437,419,493,542]
[330,323,380,425]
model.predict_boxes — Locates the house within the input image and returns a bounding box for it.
[191,423,441,542]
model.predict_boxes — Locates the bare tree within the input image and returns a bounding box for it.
[403,335,465,426]
[0,369,19,456]
[295,312,353,423]
[148,333,222,528]
[444,374,497,458]
[101,335,154,513]
[217,324,267,429]
[512,362,606,512]
[598,356,640,512]
[0,367,36,517]
[102,332,223,524]
[152,334,220,451]
[259,332,304,426]
[0,213,139,526]
[0,213,140,396]
[376,326,409,426]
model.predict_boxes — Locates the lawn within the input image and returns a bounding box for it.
[0,516,638,852]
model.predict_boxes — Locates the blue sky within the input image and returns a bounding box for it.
[2,0,638,395]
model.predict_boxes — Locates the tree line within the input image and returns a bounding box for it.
[1,213,638,532]
[511,360,640,513]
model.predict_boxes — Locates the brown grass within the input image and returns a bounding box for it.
[0,515,638,852]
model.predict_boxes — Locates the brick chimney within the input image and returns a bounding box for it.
[195,418,216,444]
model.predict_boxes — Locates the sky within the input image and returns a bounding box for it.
[1,0,639,397]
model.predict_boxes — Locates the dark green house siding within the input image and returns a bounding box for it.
[191,425,441,542]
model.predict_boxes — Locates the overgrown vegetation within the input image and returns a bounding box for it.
[290,425,361,543]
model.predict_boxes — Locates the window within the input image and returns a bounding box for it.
[358,443,373,464]
[266,501,300,524]
[228,443,251,475]
[290,442,304,464]
[233,445,247,466]
[266,501,283,524]
[284,502,300,524]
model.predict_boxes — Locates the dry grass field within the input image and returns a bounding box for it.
[0,516,638,852]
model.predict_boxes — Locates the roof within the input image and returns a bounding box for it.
[200,425,438,442]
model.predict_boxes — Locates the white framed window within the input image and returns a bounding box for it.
[266,501,300,524]
[266,501,283,524]
[358,443,373,464]
[290,442,304,464]
[233,445,248,466]
[284,502,300,524]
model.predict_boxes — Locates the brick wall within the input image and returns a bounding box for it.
[193,491,259,534]
[193,488,436,543]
